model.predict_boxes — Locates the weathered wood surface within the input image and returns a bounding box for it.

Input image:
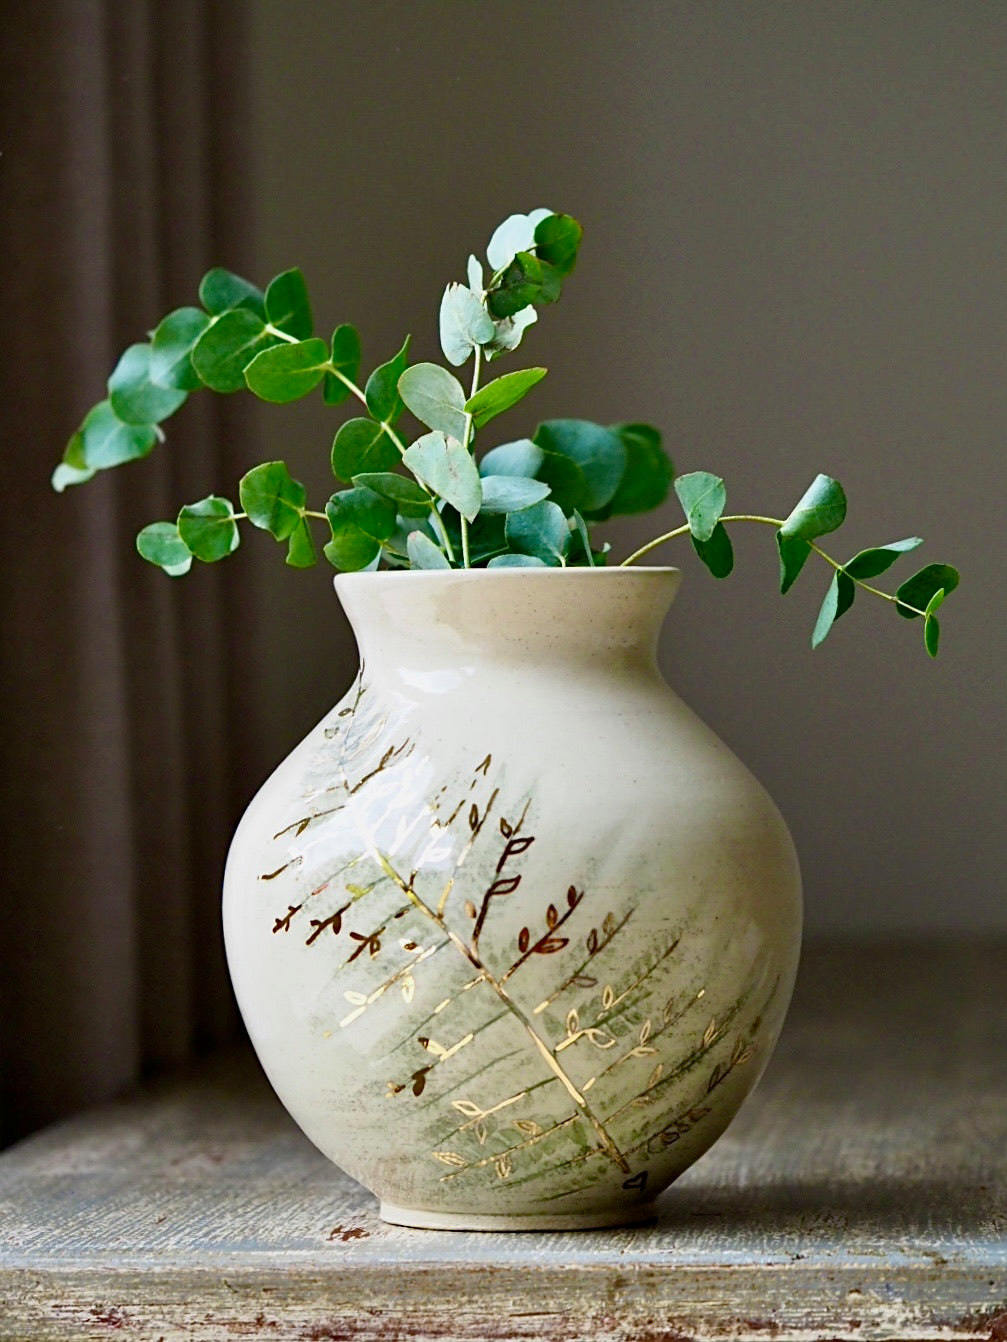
[0,944,1004,1342]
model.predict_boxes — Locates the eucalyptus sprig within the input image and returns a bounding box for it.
[55,208,958,656]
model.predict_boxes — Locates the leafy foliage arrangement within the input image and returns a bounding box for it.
[55,209,957,655]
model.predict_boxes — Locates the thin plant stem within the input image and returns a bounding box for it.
[621,514,929,618]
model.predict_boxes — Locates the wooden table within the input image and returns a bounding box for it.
[1,944,1005,1341]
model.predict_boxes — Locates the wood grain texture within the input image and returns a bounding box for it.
[1,944,1005,1341]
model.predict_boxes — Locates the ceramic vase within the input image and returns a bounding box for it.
[223,568,802,1230]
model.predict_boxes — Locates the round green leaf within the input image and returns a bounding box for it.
[924,608,942,658]
[324,324,362,405]
[406,530,451,570]
[177,495,240,562]
[398,363,468,439]
[843,537,924,580]
[478,439,544,479]
[191,310,280,393]
[264,268,312,339]
[402,432,483,523]
[73,400,157,469]
[486,209,554,272]
[505,499,569,564]
[673,470,726,543]
[532,213,583,277]
[777,533,812,594]
[487,251,561,319]
[108,344,188,425]
[439,284,496,367]
[811,571,856,649]
[150,308,210,390]
[351,472,432,513]
[244,338,329,403]
[365,336,410,423]
[895,564,960,619]
[692,522,734,579]
[198,268,265,318]
[487,553,548,568]
[779,475,847,542]
[478,475,551,514]
[331,417,401,482]
[533,420,626,515]
[323,488,396,571]
[465,368,547,429]
[51,461,96,492]
[238,461,307,539]
[483,305,538,361]
[136,522,193,577]
[603,423,673,517]
[286,517,318,569]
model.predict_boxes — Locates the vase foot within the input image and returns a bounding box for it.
[379,1200,658,1232]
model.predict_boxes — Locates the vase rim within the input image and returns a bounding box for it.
[334,566,680,587]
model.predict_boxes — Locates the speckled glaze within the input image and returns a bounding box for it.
[223,569,802,1230]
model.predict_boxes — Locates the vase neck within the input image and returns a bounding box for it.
[334,569,680,684]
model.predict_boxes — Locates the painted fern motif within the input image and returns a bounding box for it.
[261,674,776,1206]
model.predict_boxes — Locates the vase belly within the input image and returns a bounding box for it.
[223,570,801,1228]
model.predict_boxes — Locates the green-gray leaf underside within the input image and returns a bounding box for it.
[402,432,482,522]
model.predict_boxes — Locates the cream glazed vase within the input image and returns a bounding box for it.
[223,568,802,1231]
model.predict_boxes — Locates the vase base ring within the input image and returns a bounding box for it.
[378,1199,658,1232]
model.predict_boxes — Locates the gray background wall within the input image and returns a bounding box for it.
[239,0,1003,937]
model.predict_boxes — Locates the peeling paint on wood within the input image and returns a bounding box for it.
[0,945,1004,1341]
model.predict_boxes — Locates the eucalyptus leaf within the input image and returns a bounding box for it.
[323,487,396,572]
[351,472,432,512]
[843,537,924,580]
[505,499,569,564]
[331,417,401,481]
[478,438,544,479]
[365,336,410,423]
[51,461,96,492]
[777,533,812,594]
[603,423,673,517]
[398,363,468,439]
[264,268,312,339]
[72,401,157,469]
[191,310,280,393]
[483,304,538,360]
[478,475,552,514]
[149,308,210,390]
[779,474,847,542]
[465,367,547,429]
[811,571,856,649]
[923,590,945,658]
[285,517,317,569]
[323,324,362,406]
[486,208,553,272]
[403,432,482,522]
[533,420,626,515]
[238,461,306,539]
[198,268,265,318]
[108,344,188,425]
[532,213,582,277]
[439,284,495,366]
[244,338,329,403]
[570,510,594,566]
[895,564,960,619]
[407,529,451,570]
[177,495,240,562]
[136,521,193,577]
[487,251,561,319]
[673,470,726,544]
[692,522,734,579]
[487,553,549,568]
